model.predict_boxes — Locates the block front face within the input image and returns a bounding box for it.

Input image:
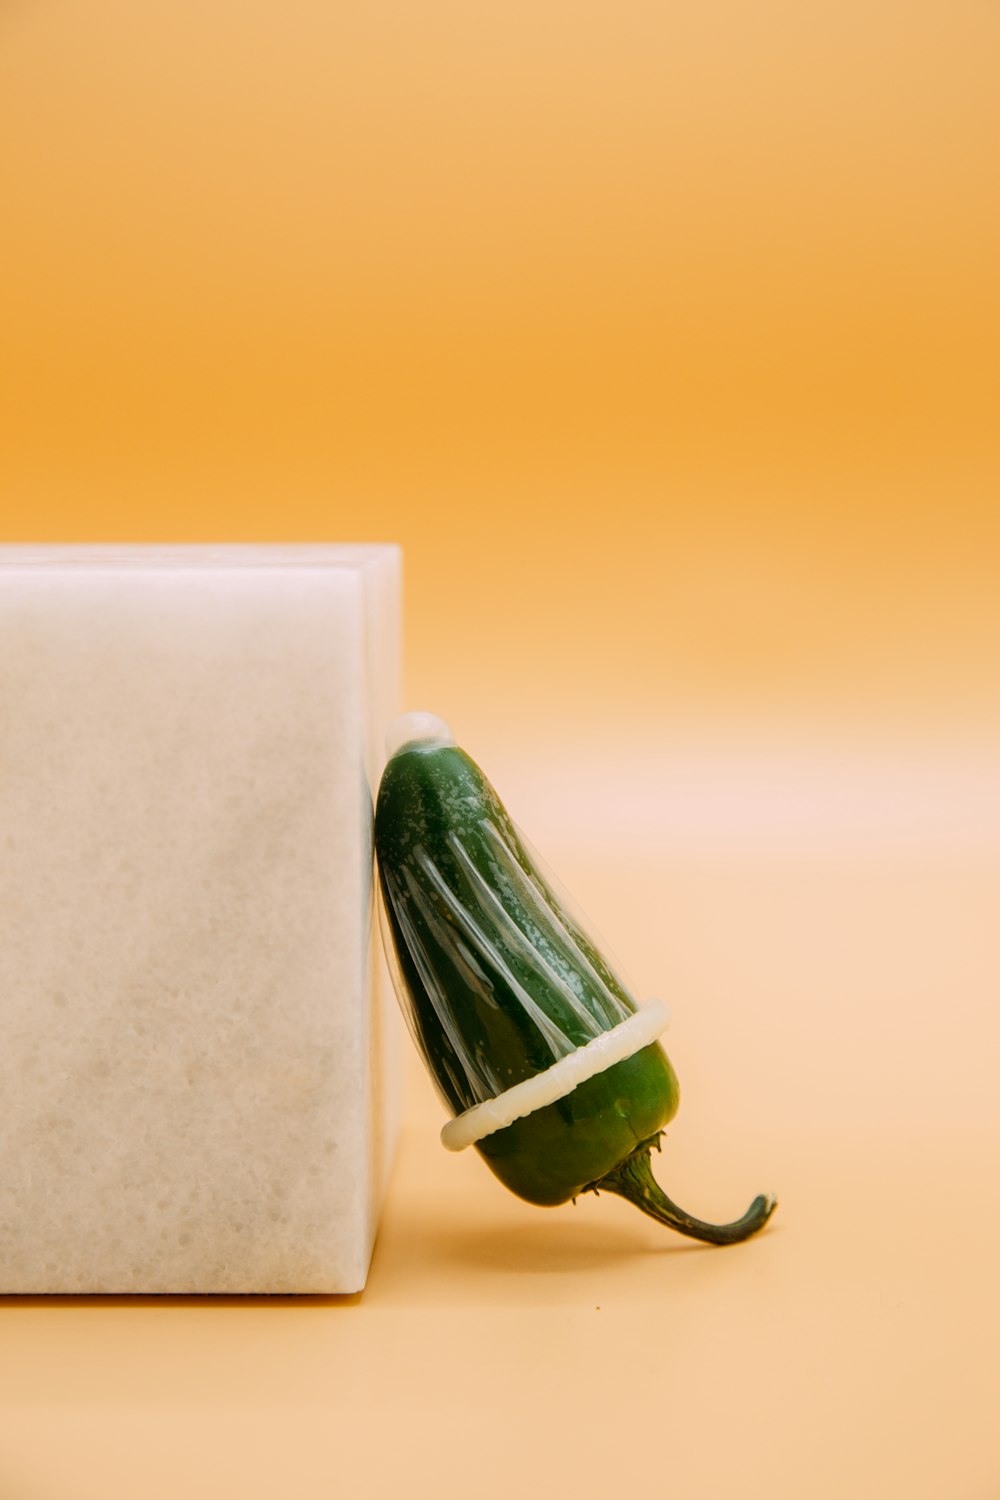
[0,547,400,1292]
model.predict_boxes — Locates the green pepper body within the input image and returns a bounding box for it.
[376,731,775,1244]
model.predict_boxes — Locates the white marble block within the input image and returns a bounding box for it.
[0,545,402,1294]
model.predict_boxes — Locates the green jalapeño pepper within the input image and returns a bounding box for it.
[375,713,776,1245]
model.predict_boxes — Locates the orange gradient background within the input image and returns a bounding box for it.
[1,3,999,1498]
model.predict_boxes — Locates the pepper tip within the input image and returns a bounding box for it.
[385,711,455,759]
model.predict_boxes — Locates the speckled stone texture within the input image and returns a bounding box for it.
[0,545,401,1293]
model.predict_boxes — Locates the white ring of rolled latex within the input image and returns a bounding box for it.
[440,997,671,1152]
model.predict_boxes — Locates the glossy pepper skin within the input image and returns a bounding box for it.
[375,733,776,1245]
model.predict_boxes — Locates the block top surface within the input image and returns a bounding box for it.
[0,543,399,572]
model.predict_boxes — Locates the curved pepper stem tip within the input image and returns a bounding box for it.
[593,1143,777,1246]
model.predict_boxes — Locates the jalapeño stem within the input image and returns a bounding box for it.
[593,1142,777,1245]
